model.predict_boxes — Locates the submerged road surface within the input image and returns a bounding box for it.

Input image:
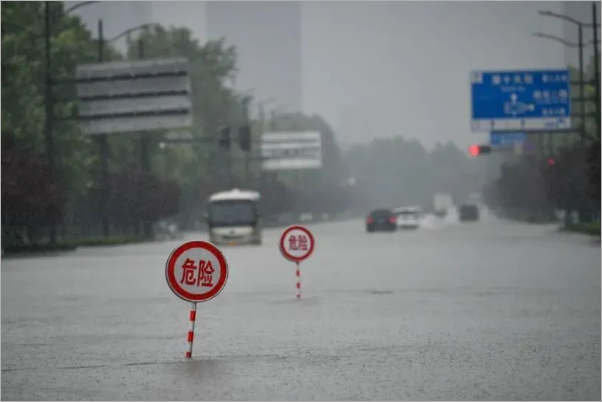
[2,216,600,400]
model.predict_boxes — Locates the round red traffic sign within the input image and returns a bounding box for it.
[165,241,228,302]
[279,225,315,263]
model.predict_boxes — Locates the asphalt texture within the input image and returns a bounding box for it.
[2,213,600,400]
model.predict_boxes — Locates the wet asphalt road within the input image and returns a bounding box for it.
[2,214,600,400]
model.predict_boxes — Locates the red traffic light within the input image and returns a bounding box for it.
[468,144,492,156]
[547,158,556,166]
[468,144,480,156]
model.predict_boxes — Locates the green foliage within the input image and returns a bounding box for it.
[1,135,66,247]
[2,2,47,149]
[121,27,253,228]
[1,1,118,198]
[126,26,244,150]
[2,8,252,235]
[485,142,600,223]
[87,167,181,237]
[568,53,600,142]
[486,158,553,221]
[268,112,350,213]
[563,222,601,236]
[344,137,481,210]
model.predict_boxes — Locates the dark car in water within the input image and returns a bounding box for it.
[459,204,480,222]
[366,209,397,232]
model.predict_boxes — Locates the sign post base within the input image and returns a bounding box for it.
[185,302,197,358]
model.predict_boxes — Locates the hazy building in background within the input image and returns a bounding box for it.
[206,1,303,113]
[69,1,303,114]
[66,1,580,151]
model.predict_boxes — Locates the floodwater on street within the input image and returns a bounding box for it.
[2,215,600,400]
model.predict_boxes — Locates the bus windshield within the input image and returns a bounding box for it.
[209,200,257,226]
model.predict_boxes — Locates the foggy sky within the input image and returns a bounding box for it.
[68,1,595,150]
[302,2,568,149]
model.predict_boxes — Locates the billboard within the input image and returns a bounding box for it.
[260,131,322,170]
[75,58,192,135]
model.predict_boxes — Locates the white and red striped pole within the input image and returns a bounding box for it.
[296,262,301,299]
[185,302,197,358]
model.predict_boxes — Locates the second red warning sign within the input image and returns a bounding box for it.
[165,241,228,303]
[279,225,315,263]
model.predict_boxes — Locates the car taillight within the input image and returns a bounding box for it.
[389,216,396,223]
[366,216,374,224]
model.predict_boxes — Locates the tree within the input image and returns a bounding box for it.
[487,143,598,223]
[1,134,66,247]
[2,2,124,240]
[87,167,181,237]
[588,139,601,206]
[1,2,113,189]
[123,26,251,228]
[542,144,597,221]
[343,137,482,211]
[268,112,349,214]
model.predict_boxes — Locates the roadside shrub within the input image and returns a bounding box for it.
[1,135,66,247]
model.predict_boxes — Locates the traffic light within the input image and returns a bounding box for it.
[218,126,230,150]
[547,157,556,167]
[468,144,492,156]
[239,125,251,152]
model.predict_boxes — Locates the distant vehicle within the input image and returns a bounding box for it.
[366,209,397,232]
[433,193,454,217]
[393,207,421,229]
[459,204,480,222]
[206,189,262,245]
[153,219,182,241]
[299,213,313,222]
[467,192,483,206]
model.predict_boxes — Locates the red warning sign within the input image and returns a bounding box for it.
[279,225,315,263]
[165,241,228,302]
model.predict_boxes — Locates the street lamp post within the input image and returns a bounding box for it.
[93,21,160,237]
[96,19,111,237]
[42,0,100,243]
[533,31,588,144]
[44,2,58,244]
[593,2,600,139]
[111,23,162,175]
[539,9,601,141]
[44,2,54,175]
[63,1,100,15]
[246,97,276,186]
[269,104,289,131]
[256,97,276,133]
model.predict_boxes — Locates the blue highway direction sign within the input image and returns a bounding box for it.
[490,132,526,147]
[471,69,571,132]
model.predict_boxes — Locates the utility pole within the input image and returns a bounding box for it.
[593,2,600,139]
[44,1,57,244]
[578,25,586,145]
[138,37,144,59]
[228,128,232,186]
[242,104,251,184]
[548,131,556,156]
[258,104,266,186]
[259,104,265,133]
[98,19,110,238]
[137,38,151,173]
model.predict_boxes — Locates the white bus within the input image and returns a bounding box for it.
[206,189,262,246]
